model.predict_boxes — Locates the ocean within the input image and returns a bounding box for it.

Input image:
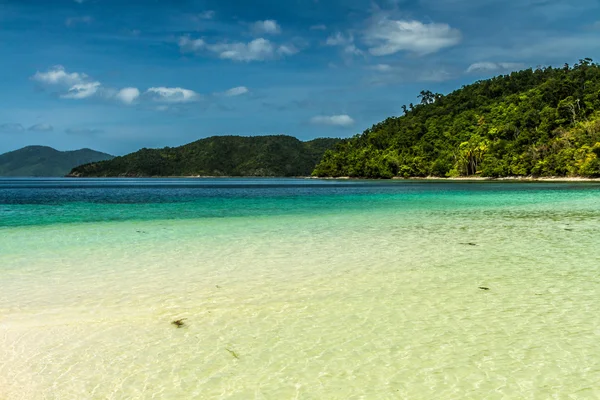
[1,178,600,399]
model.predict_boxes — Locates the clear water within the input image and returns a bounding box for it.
[1,178,600,399]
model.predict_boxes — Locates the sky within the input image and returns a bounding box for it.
[1,0,599,155]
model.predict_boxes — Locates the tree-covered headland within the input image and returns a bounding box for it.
[314,59,600,178]
[69,135,340,177]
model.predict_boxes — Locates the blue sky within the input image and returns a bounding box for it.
[1,0,599,155]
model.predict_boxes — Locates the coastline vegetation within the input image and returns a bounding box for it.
[69,135,340,177]
[313,59,600,179]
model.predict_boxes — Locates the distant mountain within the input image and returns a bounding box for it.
[0,146,114,177]
[68,135,342,177]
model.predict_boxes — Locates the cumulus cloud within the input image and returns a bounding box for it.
[310,115,355,127]
[146,87,199,103]
[61,82,101,99]
[365,18,461,56]
[210,38,275,61]
[466,62,525,73]
[32,66,199,106]
[178,36,206,53]
[66,128,103,135]
[116,87,141,104]
[223,86,249,97]
[28,123,54,132]
[252,20,281,35]
[326,32,363,56]
[33,66,101,100]
[0,123,25,133]
[326,32,351,46]
[32,65,87,86]
[178,36,298,62]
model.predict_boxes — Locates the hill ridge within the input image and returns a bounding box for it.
[0,146,114,177]
[313,59,600,178]
[68,135,341,177]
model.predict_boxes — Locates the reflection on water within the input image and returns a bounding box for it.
[1,179,600,399]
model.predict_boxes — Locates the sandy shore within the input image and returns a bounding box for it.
[394,176,600,182]
[67,174,600,181]
[312,176,600,182]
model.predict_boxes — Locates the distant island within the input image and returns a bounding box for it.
[68,135,341,177]
[314,59,600,178]
[0,146,113,177]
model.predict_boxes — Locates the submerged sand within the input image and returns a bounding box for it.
[1,182,600,398]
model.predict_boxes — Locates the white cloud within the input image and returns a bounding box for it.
[310,115,355,127]
[343,44,363,56]
[178,36,206,53]
[223,86,249,97]
[33,66,100,99]
[326,32,351,46]
[179,36,299,62]
[33,66,198,106]
[252,20,281,35]
[116,87,141,104]
[146,87,199,103]
[32,65,87,86]
[0,123,25,133]
[365,18,461,56]
[209,38,275,61]
[466,62,525,73]
[65,16,92,27]
[28,123,54,132]
[326,32,363,56]
[61,82,101,99]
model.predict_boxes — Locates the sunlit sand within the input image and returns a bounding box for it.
[1,180,600,398]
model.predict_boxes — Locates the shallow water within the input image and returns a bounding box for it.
[1,178,600,399]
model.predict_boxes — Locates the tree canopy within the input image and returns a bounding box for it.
[69,135,340,177]
[313,59,600,178]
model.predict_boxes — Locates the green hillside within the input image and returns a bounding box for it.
[68,135,341,177]
[0,146,113,177]
[314,59,600,178]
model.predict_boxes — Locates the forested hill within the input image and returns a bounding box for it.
[314,59,600,178]
[0,146,113,177]
[68,135,341,177]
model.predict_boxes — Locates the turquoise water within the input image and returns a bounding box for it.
[1,178,600,399]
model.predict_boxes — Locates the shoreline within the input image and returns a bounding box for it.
[313,176,600,182]
[60,174,600,182]
[398,176,600,182]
